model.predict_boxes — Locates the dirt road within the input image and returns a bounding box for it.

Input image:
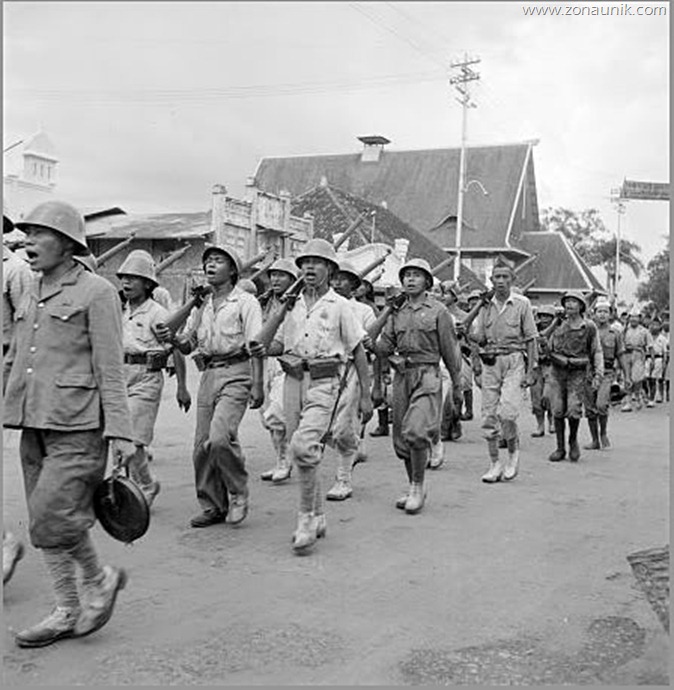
[3,371,669,685]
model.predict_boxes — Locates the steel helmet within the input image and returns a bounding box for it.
[441,280,458,298]
[629,304,641,317]
[117,250,159,288]
[561,290,586,313]
[3,214,14,234]
[399,258,433,287]
[536,304,556,318]
[594,299,611,313]
[468,289,482,301]
[336,259,361,286]
[16,200,88,255]
[267,257,298,280]
[295,238,339,272]
[93,467,149,544]
[74,253,98,273]
[201,243,242,283]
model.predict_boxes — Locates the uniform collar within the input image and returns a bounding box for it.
[125,297,155,317]
[38,262,83,301]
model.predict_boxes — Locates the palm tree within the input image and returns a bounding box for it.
[589,237,643,295]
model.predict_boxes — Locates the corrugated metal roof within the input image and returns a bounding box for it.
[256,142,534,247]
[85,211,212,239]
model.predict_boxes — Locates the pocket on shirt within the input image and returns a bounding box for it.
[51,373,100,425]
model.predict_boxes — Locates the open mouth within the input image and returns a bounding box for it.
[24,249,38,263]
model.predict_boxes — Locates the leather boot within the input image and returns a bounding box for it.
[326,461,353,501]
[548,418,566,462]
[568,418,581,462]
[481,439,504,482]
[461,389,474,420]
[598,414,610,448]
[15,606,80,648]
[369,408,389,437]
[291,512,317,554]
[271,434,292,483]
[75,565,127,637]
[583,418,600,450]
[404,482,426,514]
[502,437,520,481]
[531,412,545,437]
[405,449,427,513]
[429,439,445,469]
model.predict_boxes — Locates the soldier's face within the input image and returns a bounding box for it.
[491,268,513,295]
[401,268,428,296]
[203,252,235,286]
[595,308,610,324]
[333,272,356,298]
[119,275,149,302]
[22,226,72,274]
[299,257,330,289]
[628,315,639,327]
[564,299,582,318]
[269,270,293,295]
[538,315,554,330]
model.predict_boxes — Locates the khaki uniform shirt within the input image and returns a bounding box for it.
[3,245,34,349]
[652,332,668,358]
[549,318,604,374]
[122,298,170,354]
[597,324,624,365]
[276,288,364,360]
[473,292,537,350]
[185,284,262,357]
[3,263,132,438]
[623,324,653,352]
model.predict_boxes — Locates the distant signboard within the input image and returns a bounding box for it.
[621,180,670,201]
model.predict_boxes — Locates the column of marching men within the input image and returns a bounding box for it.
[2,200,670,649]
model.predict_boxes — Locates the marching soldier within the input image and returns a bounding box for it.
[647,317,668,405]
[326,259,376,500]
[254,239,372,553]
[530,305,555,437]
[4,201,134,647]
[468,256,538,483]
[116,249,190,506]
[583,298,625,449]
[621,305,653,412]
[3,212,33,584]
[376,258,462,514]
[258,258,298,483]
[158,244,264,528]
[547,291,603,463]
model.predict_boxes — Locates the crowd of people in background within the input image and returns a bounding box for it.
[2,199,669,649]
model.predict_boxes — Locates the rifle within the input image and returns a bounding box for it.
[162,285,212,334]
[358,248,391,281]
[334,212,370,250]
[156,245,191,274]
[240,249,270,274]
[250,277,304,350]
[95,234,136,267]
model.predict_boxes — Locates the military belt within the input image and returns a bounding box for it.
[124,353,147,365]
[204,351,250,369]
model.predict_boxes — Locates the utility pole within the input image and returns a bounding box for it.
[610,186,627,303]
[450,53,480,282]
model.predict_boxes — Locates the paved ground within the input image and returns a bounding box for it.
[2,368,670,685]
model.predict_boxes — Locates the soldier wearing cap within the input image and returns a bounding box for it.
[621,305,653,411]
[2,212,34,586]
[159,243,264,528]
[530,304,556,437]
[646,316,668,406]
[117,249,189,506]
[3,200,134,647]
[469,255,538,482]
[326,258,377,500]
[259,238,372,553]
[583,298,626,449]
[547,290,603,463]
[258,258,298,484]
[376,257,462,514]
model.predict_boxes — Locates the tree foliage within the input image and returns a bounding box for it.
[636,240,670,312]
[540,207,644,294]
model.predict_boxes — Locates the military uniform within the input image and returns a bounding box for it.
[530,321,554,435]
[622,320,653,410]
[183,283,262,521]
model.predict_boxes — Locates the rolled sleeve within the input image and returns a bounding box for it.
[340,302,365,354]
[240,293,263,342]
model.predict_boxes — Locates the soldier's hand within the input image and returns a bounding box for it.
[522,369,536,388]
[248,340,266,359]
[359,393,373,425]
[362,333,374,351]
[249,384,264,410]
[177,386,191,413]
[371,385,384,408]
[154,324,173,344]
[110,438,136,468]
[452,384,463,409]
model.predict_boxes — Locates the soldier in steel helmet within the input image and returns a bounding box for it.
[258,258,298,484]
[530,304,556,437]
[253,238,372,554]
[3,200,135,648]
[325,258,377,501]
[116,249,189,507]
[467,255,538,483]
[375,257,462,515]
[547,291,604,463]
[158,244,264,528]
[583,298,626,449]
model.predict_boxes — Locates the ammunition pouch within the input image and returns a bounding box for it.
[567,356,589,369]
[194,351,251,372]
[388,355,439,374]
[193,353,207,372]
[549,353,569,368]
[307,357,341,380]
[146,350,170,372]
[278,353,305,380]
[478,352,497,366]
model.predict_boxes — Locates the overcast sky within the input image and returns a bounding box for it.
[3,1,669,297]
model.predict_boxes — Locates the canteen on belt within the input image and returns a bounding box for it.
[93,464,149,544]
